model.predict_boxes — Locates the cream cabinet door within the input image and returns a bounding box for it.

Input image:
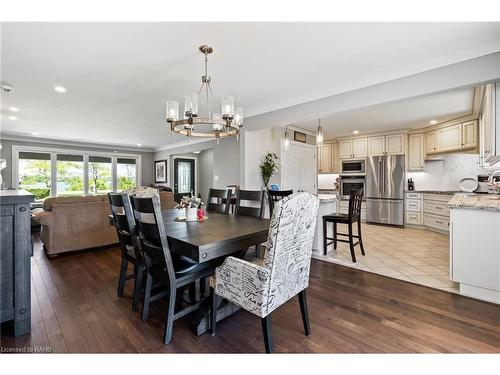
[368,136,385,156]
[426,131,437,154]
[352,138,367,158]
[437,124,462,152]
[462,121,478,149]
[408,133,424,171]
[339,140,353,159]
[317,144,332,173]
[385,134,405,155]
[331,142,340,173]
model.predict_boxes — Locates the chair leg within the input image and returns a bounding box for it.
[255,243,261,258]
[210,287,217,336]
[132,264,143,312]
[117,253,128,297]
[189,283,197,303]
[333,222,338,250]
[348,222,357,263]
[261,314,273,354]
[298,290,311,336]
[358,219,365,256]
[141,273,153,322]
[323,219,329,256]
[163,287,177,345]
[200,277,206,298]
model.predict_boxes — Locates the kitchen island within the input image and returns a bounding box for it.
[448,193,500,304]
[312,194,337,254]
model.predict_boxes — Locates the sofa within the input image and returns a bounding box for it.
[33,190,176,256]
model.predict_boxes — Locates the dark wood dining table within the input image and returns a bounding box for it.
[110,208,270,335]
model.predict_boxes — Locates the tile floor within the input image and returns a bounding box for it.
[313,222,459,293]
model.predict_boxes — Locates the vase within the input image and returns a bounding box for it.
[186,207,198,222]
[177,208,186,220]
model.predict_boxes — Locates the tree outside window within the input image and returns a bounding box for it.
[88,156,112,195]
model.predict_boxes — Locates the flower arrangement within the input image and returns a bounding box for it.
[175,195,203,209]
[487,180,500,194]
[259,152,280,187]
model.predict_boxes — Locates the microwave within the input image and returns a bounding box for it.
[341,159,366,175]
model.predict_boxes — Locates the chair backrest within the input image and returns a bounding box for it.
[108,193,134,251]
[267,189,293,215]
[262,192,319,316]
[348,188,363,221]
[206,188,231,214]
[234,189,264,218]
[131,195,175,283]
[226,184,240,196]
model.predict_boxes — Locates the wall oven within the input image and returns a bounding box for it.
[341,159,366,175]
[340,176,365,199]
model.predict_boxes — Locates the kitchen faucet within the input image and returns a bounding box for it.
[488,170,500,183]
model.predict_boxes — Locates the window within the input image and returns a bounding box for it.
[13,146,141,199]
[56,154,84,197]
[88,156,112,195]
[117,158,137,192]
[18,151,51,201]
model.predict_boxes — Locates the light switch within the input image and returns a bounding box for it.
[214,175,220,181]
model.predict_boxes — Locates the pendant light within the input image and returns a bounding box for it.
[284,125,290,149]
[316,118,324,145]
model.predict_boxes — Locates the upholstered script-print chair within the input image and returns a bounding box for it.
[210,192,319,353]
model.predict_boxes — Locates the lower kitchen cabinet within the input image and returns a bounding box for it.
[404,192,452,232]
[405,192,422,225]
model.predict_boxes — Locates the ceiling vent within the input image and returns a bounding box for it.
[1,82,14,93]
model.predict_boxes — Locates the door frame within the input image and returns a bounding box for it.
[172,156,197,200]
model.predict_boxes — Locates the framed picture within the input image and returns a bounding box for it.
[294,131,307,143]
[155,160,168,183]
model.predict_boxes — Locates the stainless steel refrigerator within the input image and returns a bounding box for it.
[365,155,405,226]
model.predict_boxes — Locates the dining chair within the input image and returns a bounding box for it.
[210,192,320,353]
[108,192,143,311]
[322,188,365,262]
[235,189,265,257]
[267,189,293,216]
[226,185,239,213]
[206,188,231,214]
[131,194,214,344]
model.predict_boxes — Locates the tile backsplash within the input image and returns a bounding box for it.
[407,154,487,191]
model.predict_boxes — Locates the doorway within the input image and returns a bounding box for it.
[173,158,195,202]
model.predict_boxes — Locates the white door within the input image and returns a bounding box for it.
[281,140,316,194]
[437,124,462,152]
[352,138,368,158]
[339,140,352,159]
[386,134,405,155]
[368,136,385,156]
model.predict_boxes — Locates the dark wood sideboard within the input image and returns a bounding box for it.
[0,189,34,336]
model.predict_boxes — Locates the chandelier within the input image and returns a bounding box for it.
[165,45,243,143]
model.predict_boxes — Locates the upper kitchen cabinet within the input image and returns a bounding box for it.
[479,83,499,166]
[339,138,367,159]
[331,142,340,173]
[436,124,462,152]
[426,121,478,156]
[317,144,332,173]
[462,120,478,149]
[368,134,405,156]
[408,133,424,171]
[426,131,437,154]
[339,140,352,159]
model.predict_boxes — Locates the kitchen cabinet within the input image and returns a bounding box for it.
[368,136,385,156]
[367,134,405,156]
[408,133,424,171]
[331,142,340,173]
[462,120,478,149]
[426,131,437,154]
[339,138,367,159]
[317,144,332,173]
[437,124,462,152]
[339,140,352,159]
[422,193,452,233]
[405,192,422,225]
[479,83,499,166]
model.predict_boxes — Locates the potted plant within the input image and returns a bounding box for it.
[175,195,203,221]
[259,152,280,188]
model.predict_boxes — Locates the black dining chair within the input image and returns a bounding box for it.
[108,192,143,312]
[206,188,231,214]
[235,189,265,257]
[322,188,365,263]
[267,189,293,217]
[131,194,214,344]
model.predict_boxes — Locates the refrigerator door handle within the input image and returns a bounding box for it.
[378,159,383,194]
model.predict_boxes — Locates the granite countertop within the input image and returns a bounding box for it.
[405,190,461,195]
[318,194,338,202]
[448,193,500,212]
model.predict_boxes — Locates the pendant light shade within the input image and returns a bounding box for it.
[316,119,324,145]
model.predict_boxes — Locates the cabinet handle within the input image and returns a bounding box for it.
[436,220,444,224]
[435,206,443,210]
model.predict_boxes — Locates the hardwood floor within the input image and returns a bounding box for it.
[2,237,500,353]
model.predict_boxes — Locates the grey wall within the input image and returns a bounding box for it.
[0,137,154,188]
[198,149,214,202]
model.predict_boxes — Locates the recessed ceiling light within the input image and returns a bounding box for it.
[54,86,67,93]
[9,107,19,112]
[193,151,201,154]
[137,143,142,147]
[8,116,17,120]
[353,130,359,134]
[429,120,438,125]
[113,150,117,153]
[32,132,38,136]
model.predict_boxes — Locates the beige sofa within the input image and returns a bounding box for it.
[33,191,177,257]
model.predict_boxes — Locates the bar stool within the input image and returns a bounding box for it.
[322,189,365,263]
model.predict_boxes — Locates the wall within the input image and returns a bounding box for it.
[154,137,240,192]
[198,149,214,202]
[407,154,488,191]
[0,137,154,188]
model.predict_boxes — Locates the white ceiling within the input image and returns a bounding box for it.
[1,22,500,149]
[294,87,475,139]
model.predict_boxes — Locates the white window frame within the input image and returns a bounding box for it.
[12,145,142,197]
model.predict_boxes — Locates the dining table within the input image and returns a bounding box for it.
[111,208,270,335]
